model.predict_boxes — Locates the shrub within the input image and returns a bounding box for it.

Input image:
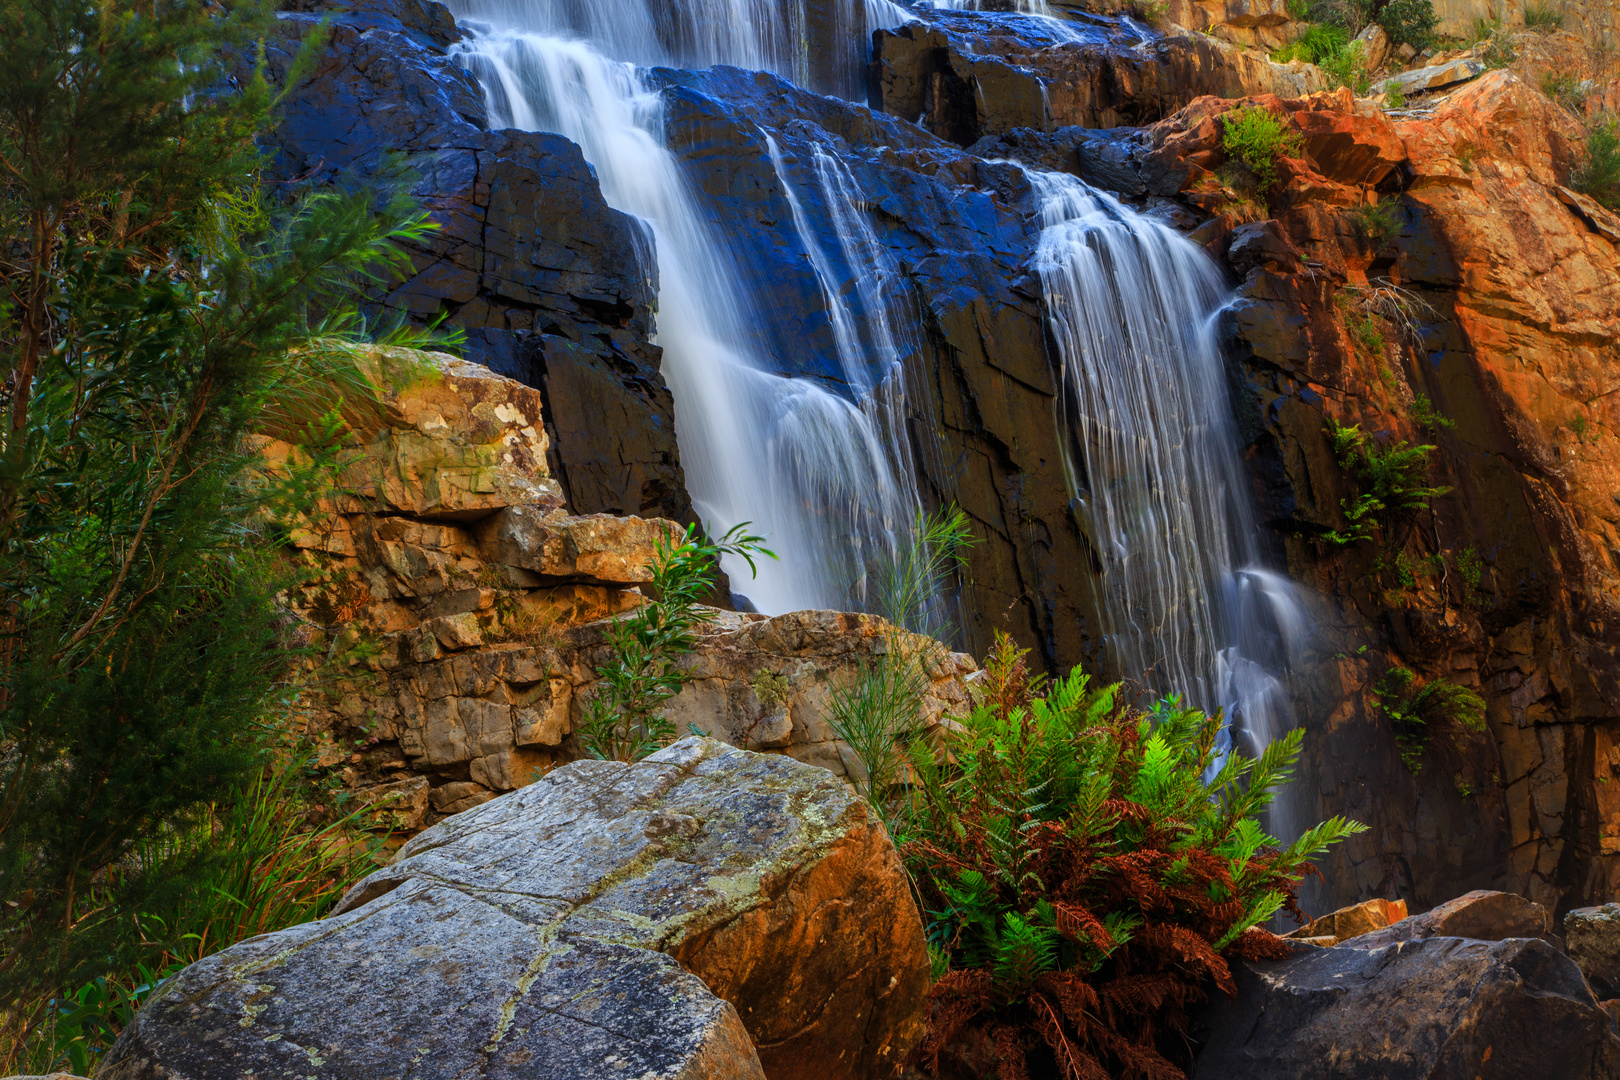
[0,0,438,1042]
[1321,39,1373,94]
[3,751,383,1073]
[1374,666,1487,773]
[579,523,773,762]
[1347,311,1387,354]
[1573,118,1620,209]
[1350,197,1399,241]
[1542,71,1587,112]
[1324,419,1452,545]
[901,635,1367,1080]
[1523,0,1563,30]
[1222,106,1305,188]
[1410,393,1456,430]
[1379,0,1440,49]
[1477,20,1518,67]
[1306,0,1375,31]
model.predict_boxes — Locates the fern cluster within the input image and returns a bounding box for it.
[901,635,1366,1080]
[1324,419,1451,546]
[1374,666,1487,773]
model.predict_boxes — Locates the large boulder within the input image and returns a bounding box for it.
[1193,937,1620,1079]
[1568,903,1620,998]
[98,738,930,1080]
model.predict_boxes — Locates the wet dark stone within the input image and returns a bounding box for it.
[1193,938,1620,1080]
[260,5,690,523]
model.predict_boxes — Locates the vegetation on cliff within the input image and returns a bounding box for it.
[0,0,440,1067]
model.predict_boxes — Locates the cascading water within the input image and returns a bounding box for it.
[449,8,924,614]
[448,0,1306,783]
[450,0,912,99]
[1028,171,1308,779]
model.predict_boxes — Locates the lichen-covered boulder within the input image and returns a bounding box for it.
[99,737,930,1080]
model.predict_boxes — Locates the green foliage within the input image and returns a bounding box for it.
[1476,19,1519,67]
[904,634,1366,1080]
[1572,118,1620,210]
[1542,71,1587,112]
[1296,23,1350,62]
[5,749,382,1072]
[1321,39,1373,94]
[1410,393,1456,431]
[1286,0,1311,18]
[1523,0,1564,28]
[1324,419,1452,545]
[1222,106,1305,188]
[1374,667,1487,773]
[580,524,774,762]
[1348,312,1388,355]
[0,0,441,1040]
[1379,0,1440,48]
[1304,0,1375,31]
[829,506,975,817]
[873,504,978,641]
[1384,83,1409,108]
[1350,198,1399,242]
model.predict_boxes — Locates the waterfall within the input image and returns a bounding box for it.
[449,17,923,614]
[1028,171,1307,770]
[451,0,913,99]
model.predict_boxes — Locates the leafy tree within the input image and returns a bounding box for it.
[903,634,1365,1080]
[0,0,436,1040]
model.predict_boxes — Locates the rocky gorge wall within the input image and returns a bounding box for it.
[261,0,1620,919]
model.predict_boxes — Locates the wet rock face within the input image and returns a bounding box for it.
[262,4,689,523]
[1193,937,1620,1080]
[98,738,930,1080]
[649,62,1110,669]
[870,14,1326,146]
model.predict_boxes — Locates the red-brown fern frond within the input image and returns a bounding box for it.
[1225,926,1295,963]
[1029,987,1111,1080]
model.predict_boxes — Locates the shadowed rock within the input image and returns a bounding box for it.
[1194,937,1620,1079]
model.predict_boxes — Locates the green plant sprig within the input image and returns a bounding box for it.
[578,522,775,762]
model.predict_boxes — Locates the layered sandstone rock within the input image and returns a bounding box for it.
[1342,889,1552,948]
[98,738,931,1080]
[274,347,976,830]
[871,18,1327,144]
[1283,895,1409,945]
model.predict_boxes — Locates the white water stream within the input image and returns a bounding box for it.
[1028,172,1308,770]
[448,5,923,613]
[445,0,1306,779]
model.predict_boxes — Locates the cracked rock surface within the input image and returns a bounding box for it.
[98,737,929,1080]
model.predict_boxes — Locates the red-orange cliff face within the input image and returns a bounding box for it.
[1137,73,1619,912]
